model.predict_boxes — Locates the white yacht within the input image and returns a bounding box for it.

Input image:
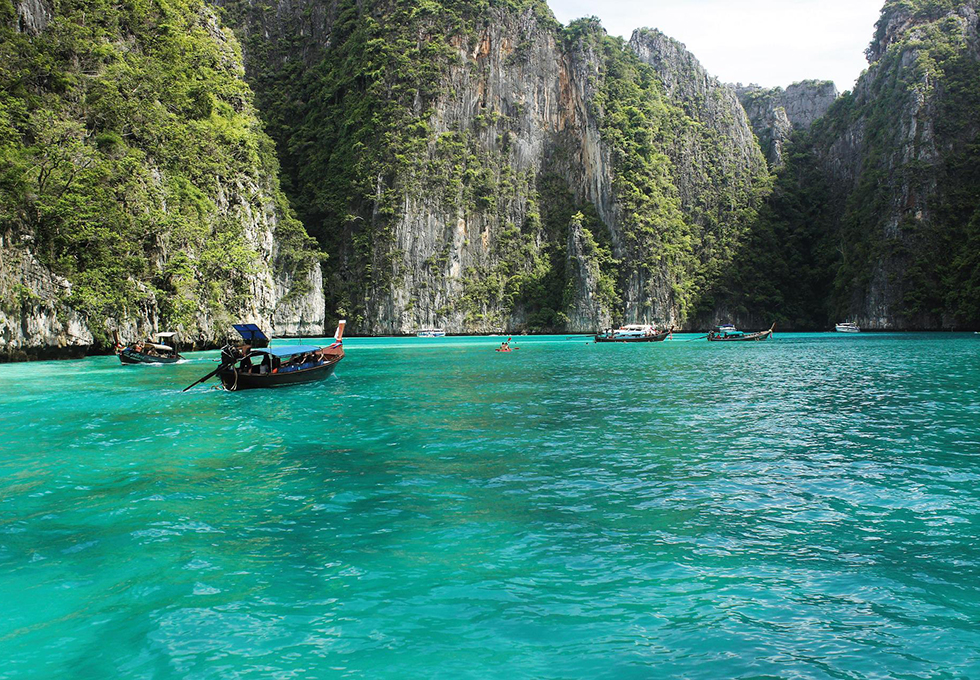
[835,322,861,333]
[416,328,446,338]
[594,324,672,343]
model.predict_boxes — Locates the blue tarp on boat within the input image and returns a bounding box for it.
[250,345,321,357]
[233,324,269,343]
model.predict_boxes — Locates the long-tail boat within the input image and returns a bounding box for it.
[706,323,774,342]
[115,331,184,364]
[182,321,346,392]
[595,324,673,343]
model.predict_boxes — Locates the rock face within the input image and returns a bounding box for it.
[0,178,325,360]
[722,0,980,331]
[629,29,770,320]
[13,0,51,34]
[565,212,613,332]
[804,0,980,329]
[220,1,771,334]
[0,0,324,360]
[736,80,838,166]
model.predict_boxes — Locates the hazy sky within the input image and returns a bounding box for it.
[547,0,885,91]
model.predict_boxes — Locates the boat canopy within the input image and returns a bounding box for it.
[233,324,269,344]
[250,345,321,358]
[155,332,177,338]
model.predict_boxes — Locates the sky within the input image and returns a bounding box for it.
[547,0,885,92]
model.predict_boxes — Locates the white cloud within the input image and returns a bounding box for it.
[547,0,884,91]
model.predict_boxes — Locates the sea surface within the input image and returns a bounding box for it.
[1,333,979,679]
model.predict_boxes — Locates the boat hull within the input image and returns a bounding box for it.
[707,329,773,342]
[835,326,861,333]
[595,330,671,343]
[118,348,182,364]
[218,357,340,391]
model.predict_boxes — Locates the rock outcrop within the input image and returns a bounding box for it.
[0,0,324,360]
[219,1,771,334]
[722,0,980,330]
[13,0,51,34]
[736,80,838,166]
[805,0,980,329]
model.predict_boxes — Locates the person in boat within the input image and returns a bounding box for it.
[499,337,511,351]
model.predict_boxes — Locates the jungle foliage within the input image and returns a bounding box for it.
[733,0,980,328]
[221,0,771,331]
[0,0,318,345]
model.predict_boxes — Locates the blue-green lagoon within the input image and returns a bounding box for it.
[1,333,979,678]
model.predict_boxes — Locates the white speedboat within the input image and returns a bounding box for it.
[416,328,446,338]
[594,324,671,343]
[835,322,861,333]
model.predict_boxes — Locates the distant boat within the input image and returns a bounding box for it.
[595,324,672,343]
[115,331,183,364]
[416,328,446,337]
[707,324,774,342]
[182,322,345,392]
[835,322,861,333]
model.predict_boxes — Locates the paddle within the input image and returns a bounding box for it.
[182,362,230,392]
[182,346,245,392]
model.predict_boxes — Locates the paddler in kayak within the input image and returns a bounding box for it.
[496,337,512,352]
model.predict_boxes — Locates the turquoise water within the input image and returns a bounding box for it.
[2,333,979,678]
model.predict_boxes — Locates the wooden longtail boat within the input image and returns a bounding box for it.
[116,331,183,364]
[182,321,346,393]
[706,323,774,342]
[595,324,673,343]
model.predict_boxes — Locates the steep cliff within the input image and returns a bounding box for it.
[736,80,838,167]
[218,0,771,333]
[0,0,324,359]
[628,29,771,324]
[822,0,980,328]
[737,0,980,329]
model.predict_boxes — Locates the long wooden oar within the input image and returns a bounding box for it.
[182,362,232,392]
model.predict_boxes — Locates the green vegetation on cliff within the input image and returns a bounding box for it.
[222,2,770,331]
[727,0,980,328]
[0,0,318,344]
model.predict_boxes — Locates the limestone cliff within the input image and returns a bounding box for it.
[0,0,324,360]
[736,80,838,167]
[716,0,980,331]
[220,0,771,333]
[801,0,980,328]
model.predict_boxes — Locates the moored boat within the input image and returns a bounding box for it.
[416,328,446,337]
[182,321,346,392]
[706,323,774,342]
[835,322,861,333]
[595,324,672,343]
[116,331,183,364]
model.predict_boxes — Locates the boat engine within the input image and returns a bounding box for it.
[220,344,245,366]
